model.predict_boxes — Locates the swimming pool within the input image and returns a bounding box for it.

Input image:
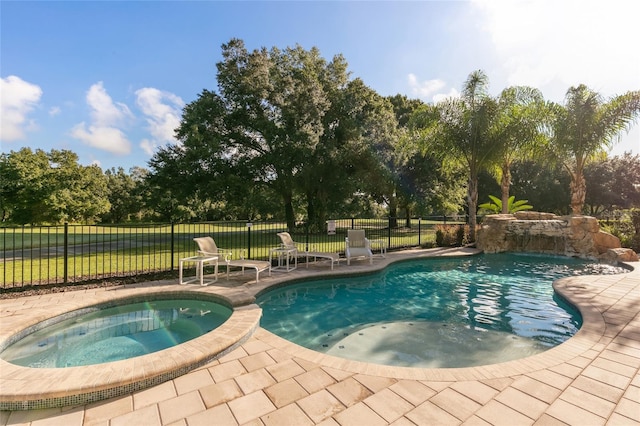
[0,298,232,368]
[257,253,626,367]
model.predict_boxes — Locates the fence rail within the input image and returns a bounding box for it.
[1,216,467,289]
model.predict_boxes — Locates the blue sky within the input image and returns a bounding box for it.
[2,0,639,172]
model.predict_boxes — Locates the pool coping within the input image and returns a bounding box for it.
[0,247,636,412]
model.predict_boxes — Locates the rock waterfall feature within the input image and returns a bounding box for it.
[476,212,638,263]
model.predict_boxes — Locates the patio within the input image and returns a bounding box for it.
[1,248,639,425]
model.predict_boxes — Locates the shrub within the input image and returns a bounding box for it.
[479,195,533,214]
[435,224,470,247]
[600,215,638,250]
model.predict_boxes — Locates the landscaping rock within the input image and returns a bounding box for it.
[477,212,624,260]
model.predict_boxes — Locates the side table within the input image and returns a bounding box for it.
[269,246,298,272]
[369,239,387,257]
[179,255,219,286]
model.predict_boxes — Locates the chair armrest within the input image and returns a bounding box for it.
[198,248,233,261]
[235,249,248,260]
[280,243,301,252]
[364,238,371,249]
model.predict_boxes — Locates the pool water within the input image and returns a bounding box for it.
[257,253,626,368]
[0,299,232,368]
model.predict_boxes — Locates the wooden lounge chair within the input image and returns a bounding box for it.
[345,229,373,265]
[193,237,271,283]
[277,232,341,270]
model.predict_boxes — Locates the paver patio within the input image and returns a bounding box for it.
[1,248,638,425]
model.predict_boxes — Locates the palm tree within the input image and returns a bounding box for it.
[488,86,550,213]
[552,85,640,215]
[412,70,500,241]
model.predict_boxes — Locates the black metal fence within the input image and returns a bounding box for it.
[1,216,467,289]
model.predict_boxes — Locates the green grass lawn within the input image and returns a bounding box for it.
[1,219,443,287]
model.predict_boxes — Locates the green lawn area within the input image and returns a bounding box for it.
[0,219,450,287]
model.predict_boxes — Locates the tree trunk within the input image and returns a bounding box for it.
[284,192,295,232]
[388,194,398,228]
[306,191,327,232]
[404,207,411,228]
[467,176,478,242]
[500,163,511,214]
[569,171,586,216]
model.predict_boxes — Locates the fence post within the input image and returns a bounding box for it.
[351,218,355,229]
[246,222,252,259]
[63,222,68,284]
[305,221,310,251]
[387,217,392,248]
[418,218,422,246]
[170,222,175,271]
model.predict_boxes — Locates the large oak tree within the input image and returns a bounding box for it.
[164,38,396,230]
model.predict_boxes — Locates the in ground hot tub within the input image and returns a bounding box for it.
[0,290,261,410]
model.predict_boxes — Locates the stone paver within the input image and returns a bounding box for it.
[264,378,310,408]
[261,403,314,426]
[297,390,346,423]
[173,369,214,395]
[199,380,243,408]
[364,388,414,423]
[295,368,338,394]
[110,404,161,426]
[227,391,276,424]
[83,396,132,425]
[235,368,277,394]
[1,250,638,426]
[133,381,177,409]
[327,377,374,408]
[334,402,388,426]
[157,391,205,425]
[406,400,462,425]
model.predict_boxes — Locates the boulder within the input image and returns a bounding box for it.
[600,248,639,263]
[477,212,624,259]
[593,231,622,254]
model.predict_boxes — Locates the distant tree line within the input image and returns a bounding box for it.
[1,39,639,232]
[2,146,639,227]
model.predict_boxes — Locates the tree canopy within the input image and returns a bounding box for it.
[550,85,640,214]
[2,41,639,228]
[411,70,502,240]
[0,148,110,224]
[159,38,399,231]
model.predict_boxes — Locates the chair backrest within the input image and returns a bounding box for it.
[194,236,218,255]
[277,232,296,248]
[347,229,366,247]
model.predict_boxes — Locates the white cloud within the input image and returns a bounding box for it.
[407,74,445,100]
[471,0,640,102]
[140,138,155,156]
[49,106,61,116]
[70,123,132,155]
[408,74,444,96]
[433,88,461,104]
[0,75,42,141]
[86,82,132,126]
[70,82,133,155]
[135,87,184,155]
[407,74,461,104]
